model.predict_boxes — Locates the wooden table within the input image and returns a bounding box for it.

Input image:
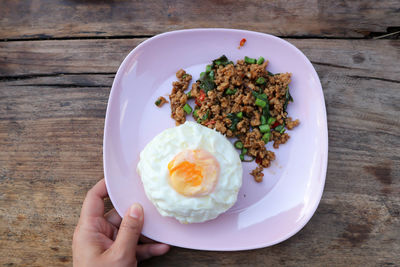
[1,1,399,266]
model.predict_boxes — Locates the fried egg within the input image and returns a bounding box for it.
[137,121,242,223]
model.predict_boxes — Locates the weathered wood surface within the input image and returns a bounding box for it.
[1,0,400,40]
[0,37,399,266]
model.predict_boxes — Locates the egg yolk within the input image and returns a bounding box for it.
[167,149,220,197]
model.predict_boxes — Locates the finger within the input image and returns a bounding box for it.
[136,243,170,261]
[105,209,122,228]
[110,203,144,258]
[80,179,108,219]
[140,235,156,244]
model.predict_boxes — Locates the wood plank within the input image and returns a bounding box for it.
[0,39,399,266]
[1,39,399,81]
[0,0,399,40]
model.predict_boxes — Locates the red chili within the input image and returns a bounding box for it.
[271,121,280,129]
[205,120,216,126]
[255,156,262,164]
[239,38,246,49]
[196,90,206,106]
[199,90,206,101]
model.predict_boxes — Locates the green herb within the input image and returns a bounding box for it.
[267,71,274,76]
[240,147,255,162]
[255,98,267,108]
[227,113,241,131]
[197,110,209,123]
[193,109,198,118]
[244,56,256,64]
[183,103,192,114]
[209,70,215,80]
[225,88,237,95]
[262,107,271,121]
[242,156,255,162]
[283,86,294,111]
[256,77,266,85]
[252,91,268,102]
[274,125,284,132]
[204,110,209,120]
[267,117,276,125]
[252,91,271,118]
[155,99,161,106]
[186,91,192,98]
[236,112,243,119]
[212,55,232,67]
[182,74,188,79]
[259,124,270,133]
[197,70,215,93]
[257,57,265,65]
[234,140,243,149]
[261,115,266,125]
[262,132,271,143]
[205,65,212,73]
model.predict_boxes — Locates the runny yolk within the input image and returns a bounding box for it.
[167,149,220,197]
[168,161,203,186]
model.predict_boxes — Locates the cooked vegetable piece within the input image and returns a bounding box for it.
[256,77,266,85]
[244,56,256,64]
[225,88,237,95]
[183,103,192,114]
[262,132,271,143]
[234,140,243,149]
[227,113,240,131]
[259,124,270,133]
[255,98,267,108]
[267,117,276,125]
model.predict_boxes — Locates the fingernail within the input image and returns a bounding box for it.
[129,203,143,220]
[151,244,170,254]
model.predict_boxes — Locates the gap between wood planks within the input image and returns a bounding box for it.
[0,27,399,42]
[0,72,115,82]
[1,69,399,85]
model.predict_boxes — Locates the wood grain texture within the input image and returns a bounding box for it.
[0,38,399,266]
[0,0,399,40]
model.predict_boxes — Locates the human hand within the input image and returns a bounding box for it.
[72,179,170,267]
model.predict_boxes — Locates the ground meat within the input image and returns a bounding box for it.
[286,117,300,130]
[167,56,299,182]
[272,131,290,149]
[169,69,192,125]
[155,96,168,107]
[251,167,264,183]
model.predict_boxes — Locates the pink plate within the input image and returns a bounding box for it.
[103,29,328,251]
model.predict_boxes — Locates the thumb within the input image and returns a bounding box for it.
[111,203,144,258]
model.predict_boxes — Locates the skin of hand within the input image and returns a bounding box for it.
[72,179,170,267]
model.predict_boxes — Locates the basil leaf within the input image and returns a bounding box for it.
[227,113,241,131]
[283,86,293,111]
[197,72,215,93]
[212,55,232,67]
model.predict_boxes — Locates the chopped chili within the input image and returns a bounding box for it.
[271,121,280,129]
[205,120,216,126]
[238,38,246,49]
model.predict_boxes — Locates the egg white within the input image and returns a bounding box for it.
[137,121,243,223]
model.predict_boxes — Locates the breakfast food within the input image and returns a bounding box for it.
[137,121,242,224]
[167,55,299,182]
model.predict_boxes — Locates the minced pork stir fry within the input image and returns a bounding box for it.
[161,55,299,182]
